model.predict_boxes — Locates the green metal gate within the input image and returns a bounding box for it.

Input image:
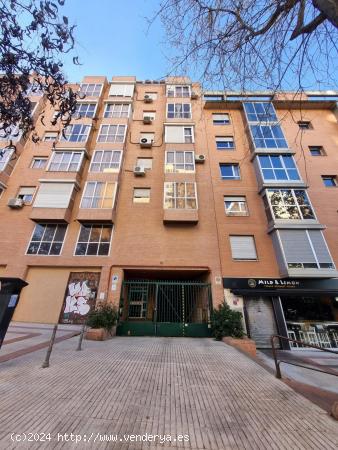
[117,280,212,337]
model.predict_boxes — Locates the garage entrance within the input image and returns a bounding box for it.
[117,279,212,337]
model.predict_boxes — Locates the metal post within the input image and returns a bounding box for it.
[42,324,58,368]
[271,335,282,378]
[76,321,87,351]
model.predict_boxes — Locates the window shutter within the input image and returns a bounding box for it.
[230,236,257,260]
[165,126,184,143]
[278,230,316,263]
[308,230,333,264]
[33,182,74,208]
[19,187,35,195]
[213,114,229,121]
[109,84,134,97]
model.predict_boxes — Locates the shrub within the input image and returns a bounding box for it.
[211,302,244,340]
[86,304,118,332]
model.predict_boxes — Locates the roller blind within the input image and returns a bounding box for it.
[213,114,229,121]
[278,230,315,263]
[230,236,257,260]
[33,182,74,208]
[109,84,134,97]
[165,126,184,143]
[307,230,332,263]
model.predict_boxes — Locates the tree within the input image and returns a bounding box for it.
[0,0,80,146]
[154,0,338,90]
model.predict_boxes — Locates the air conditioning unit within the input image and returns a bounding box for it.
[7,198,24,209]
[133,166,146,176]
[140,137,153,148]
[195,154,206,163]
[143,116,153,124]
[191,91,198,99]
[144,95,153,103]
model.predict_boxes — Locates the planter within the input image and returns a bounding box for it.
[85,326,116,341]
[222,336,256,357]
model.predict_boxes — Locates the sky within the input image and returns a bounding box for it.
[59,0,337,91]
[61,0,171,83]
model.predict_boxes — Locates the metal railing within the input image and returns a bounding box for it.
[271,334,338,379]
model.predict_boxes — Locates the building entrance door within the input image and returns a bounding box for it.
[118,280,212,337]
[245,297,279,348]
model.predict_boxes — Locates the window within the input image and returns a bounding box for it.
[31,157,48,169]
[33,182,75,208]
[277,229,335,270]
[0,124,21,141]
[104,103,130,118]
[108,84,134,97]
[80,182,116,209]
[75,224,113,256]
[43,131,58,142]
[26,224,67,255]
[258,155,300,181]
[165,151,194,173]
[298,121,311,130]
[243,102,277,122]
[79,83,102,97]
[133,188,151,203]
[17,187,35,205]
[250,124,287,148]
[0,185,4,198]
[136,157,153,170]
[165,125,194,143]
[89,150,122,172]
[224,196,248,216]
[220,164,240,180]
[164,182,197,209]
[48,151,83,172]
[0,148,14,171]
[97,125,126,143]
[265,189,315,221]
[167,85,190,97]
[322,176,337,187]
[61,124,90,143]
[75,103,96,118]
[229,236,257,260]
[213,113,230,125]
[167,103,191,119]
[216,136,235,149]
[309,146,325,156]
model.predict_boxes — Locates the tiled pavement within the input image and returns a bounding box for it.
[0,337,337,449]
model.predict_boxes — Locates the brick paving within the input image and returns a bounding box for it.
[0,337,337,449]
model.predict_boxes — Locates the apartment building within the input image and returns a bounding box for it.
[0,76,337,348]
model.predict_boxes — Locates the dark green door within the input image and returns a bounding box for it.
[117,280,212,337]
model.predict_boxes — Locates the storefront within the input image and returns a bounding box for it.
[223,278,338,350]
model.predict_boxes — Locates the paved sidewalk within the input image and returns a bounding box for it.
[0,337,337,449]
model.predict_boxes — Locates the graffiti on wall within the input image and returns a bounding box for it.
[60,272,100,324]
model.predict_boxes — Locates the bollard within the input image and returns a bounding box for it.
[76,321,87,351]
[42,324,58,368]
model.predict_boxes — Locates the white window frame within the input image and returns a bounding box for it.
[136,157,153,170]
[163,182,198,210]
[167,103,192,119]
[166,85,191,98]
[97,124,127,143]
[75,102,98,118]
[80,181,117,209]
[61,124,91,143]
[165,151,195,173]
[265,189,316,221]
[212,113,230,125]
[0,125,21,142]
[74,224,113,256]
[30,157,48,169]
[47,151,84,172]
[104,103,131,118]
[79,83,103,97]
[26,223,68,256]
[220,164,240,180]
[224,196,248,216]
[229,235,258,261]
[216,136,235,149]
[258,155,301,182]
[133,188,151,203]
[89,150,122,173]
[43,131,59,142]
[17,186,36,205]
[0,148,15,171]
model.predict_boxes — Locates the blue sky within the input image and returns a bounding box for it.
[61,0,170,83]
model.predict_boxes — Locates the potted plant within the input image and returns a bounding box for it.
[85,304,118,341]
[211,302,256,357]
